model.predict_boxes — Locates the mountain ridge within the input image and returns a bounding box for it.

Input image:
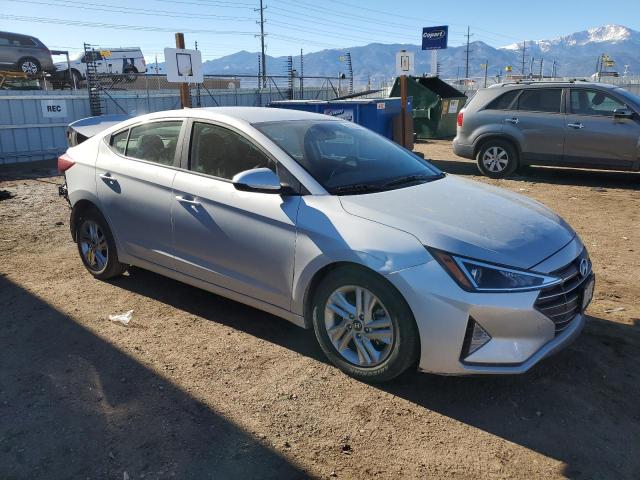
[189,24,640,81]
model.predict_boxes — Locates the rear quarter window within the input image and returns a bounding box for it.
[109,129,129,155]
[485,90,519,110]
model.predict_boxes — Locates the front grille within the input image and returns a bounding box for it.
[535,249,592,334]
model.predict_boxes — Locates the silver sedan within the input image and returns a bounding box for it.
[59,107,594,382]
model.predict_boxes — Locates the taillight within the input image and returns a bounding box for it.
[457,111,464,127]
[58,153,75,174]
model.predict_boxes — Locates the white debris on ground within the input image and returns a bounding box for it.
[108,310,134,325]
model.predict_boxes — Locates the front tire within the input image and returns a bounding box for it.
[310,266,419,383]
[476,140,518,178]
[75,208,127,280]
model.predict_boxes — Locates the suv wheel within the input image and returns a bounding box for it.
[19,58,41,76]
[477,140,518,179]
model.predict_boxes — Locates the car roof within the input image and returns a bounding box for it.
[490,81,618,90]
[134,106,340,125]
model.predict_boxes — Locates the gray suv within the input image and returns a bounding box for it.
[0,31,54,75]
[453,81,640,178]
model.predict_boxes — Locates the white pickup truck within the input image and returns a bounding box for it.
[54,48,146,84]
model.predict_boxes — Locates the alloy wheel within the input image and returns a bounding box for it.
[324,285,395,367]
[79,220,108,272]
[21,61,38,75]
[482,146,509,173]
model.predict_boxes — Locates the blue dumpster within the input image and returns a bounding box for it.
[269,98,412,141]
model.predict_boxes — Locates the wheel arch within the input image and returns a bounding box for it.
[473,134,522,160]
[70,199,117,246]
[16,56,41,71]
[301,261,418,338]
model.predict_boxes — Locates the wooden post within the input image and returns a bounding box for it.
[400,74,407,148]
[175,32,191,109]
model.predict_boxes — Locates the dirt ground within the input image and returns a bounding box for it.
[1,142,639,480]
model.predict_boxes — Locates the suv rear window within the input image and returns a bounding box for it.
[517,89,562,113]
[485,90,519,110]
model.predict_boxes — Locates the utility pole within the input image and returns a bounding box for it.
[299,48,303,99]
[175,33,191,108]
[483,60,489,88]
[521,40,527,77]
[465,26,472,79]
[256,0,267,88]
[539,58,544,79]
[529,56,534,78]
[195,40,201,107]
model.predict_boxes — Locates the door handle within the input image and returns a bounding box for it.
[175,195,201,206]
[99,173,116,181]
[505,117,519,124]
[568,123,584,129]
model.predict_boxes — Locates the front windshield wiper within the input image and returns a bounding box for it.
[382,172,445,188]
[332,183,383,195]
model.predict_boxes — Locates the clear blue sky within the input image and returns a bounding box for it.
[1,0,638,62]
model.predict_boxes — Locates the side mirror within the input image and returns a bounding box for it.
[232,168,281,193]
[613,108,635,119]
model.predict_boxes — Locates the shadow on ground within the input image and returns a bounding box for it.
[0,159,59,181]
[113,267,640,480]
[429,158,640,191]
[0,276,307,479]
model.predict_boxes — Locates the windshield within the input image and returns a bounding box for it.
[255,120,442,194]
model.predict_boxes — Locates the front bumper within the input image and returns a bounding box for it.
[387,244,589,375]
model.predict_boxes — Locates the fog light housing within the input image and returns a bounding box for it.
[461,318,491,360]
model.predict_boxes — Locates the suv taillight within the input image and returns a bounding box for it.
[457,111,464,127]
[57,153,75,174]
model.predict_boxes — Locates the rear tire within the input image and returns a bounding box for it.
[18,57,41,76]
[310,266,419,383]
[75,207,127,280]
[123,67,138,83]
[476,140,518,179]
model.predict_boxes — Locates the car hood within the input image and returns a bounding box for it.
[339,175,575,270]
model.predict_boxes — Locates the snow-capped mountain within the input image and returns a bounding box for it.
[195,24,640,81]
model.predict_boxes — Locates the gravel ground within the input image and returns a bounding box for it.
[1,143,639,480]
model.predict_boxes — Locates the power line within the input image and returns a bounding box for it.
[7,0,254,21]
[0,14,257,35]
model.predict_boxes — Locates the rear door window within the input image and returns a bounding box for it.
[517,89,562,113]
[570,89,626,116]
[125,121,183,166]
[485,90,519,110]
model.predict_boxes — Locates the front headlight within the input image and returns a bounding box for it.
[429,249,561,292]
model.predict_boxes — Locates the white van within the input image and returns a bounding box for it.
[55,48,146,84]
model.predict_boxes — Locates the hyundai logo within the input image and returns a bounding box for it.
[423,30,446,39]
[579,258,589,278]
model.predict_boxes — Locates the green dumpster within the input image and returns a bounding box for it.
[390,76,467,140]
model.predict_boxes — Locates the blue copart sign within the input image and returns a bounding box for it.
[422,26,448,50]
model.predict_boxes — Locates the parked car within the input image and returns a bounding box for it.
[54,48,146,85]
[0,31,54,75]
[58,108,594,382]
[453,81,640,178]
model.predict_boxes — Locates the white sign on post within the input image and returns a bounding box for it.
[41,99,67,118]
[164,47,203,83]
[395,50,415,76]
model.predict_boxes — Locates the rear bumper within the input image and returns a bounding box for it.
[452,137,474,159]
